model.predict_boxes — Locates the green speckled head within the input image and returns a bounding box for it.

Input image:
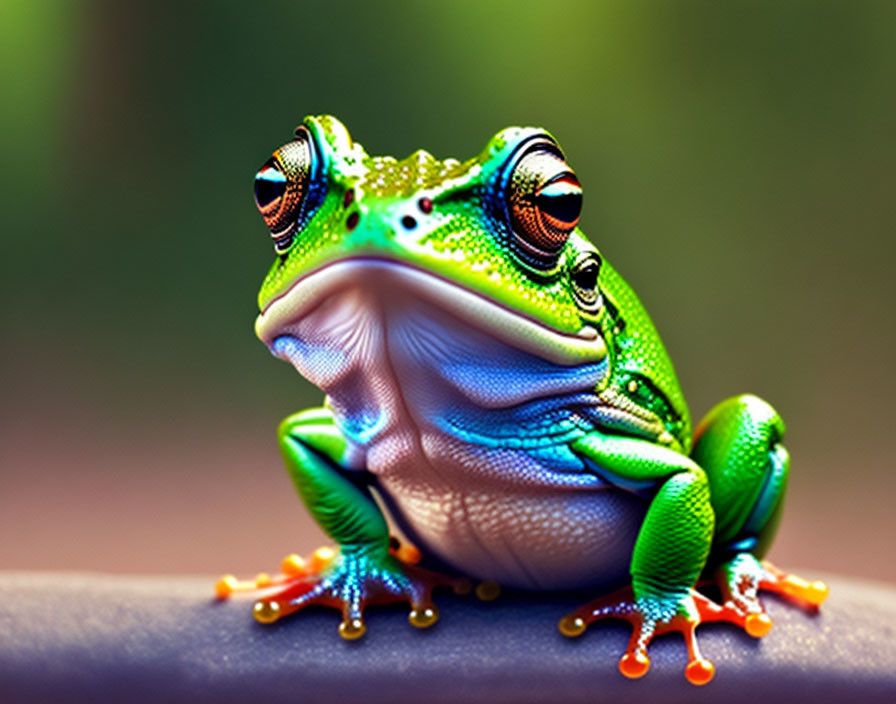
[253,116,691,447]
[256,115,599,336]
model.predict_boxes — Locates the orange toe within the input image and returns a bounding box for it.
[619,651,650,679]
[685,658,715,685]
[745,611,773,637]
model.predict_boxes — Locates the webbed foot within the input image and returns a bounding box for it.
[559,585,753,685]
[713,554,828,636]
[216,543,468,638]
[558,559,828,685]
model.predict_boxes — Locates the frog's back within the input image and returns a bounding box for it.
[597,257,692,450]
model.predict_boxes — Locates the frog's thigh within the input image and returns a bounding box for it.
[278,408,388,548]
[572,434,714,595]
[691,394,788,557]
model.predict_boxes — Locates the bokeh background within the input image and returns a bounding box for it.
[1,0,894,583]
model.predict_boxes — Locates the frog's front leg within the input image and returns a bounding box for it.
[693,395,827,632]
[563,432,745,685]
[216,407,463,638]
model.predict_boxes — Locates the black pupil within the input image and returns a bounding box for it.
[574,262,599,290]
[254,158,286,209]
[535,190,582,225]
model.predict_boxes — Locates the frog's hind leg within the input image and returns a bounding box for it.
[692,394,828,635]
[566,433,737,684]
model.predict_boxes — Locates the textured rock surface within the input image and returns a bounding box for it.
[0,571,894,703]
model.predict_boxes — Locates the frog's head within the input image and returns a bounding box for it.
[253,116,609,406]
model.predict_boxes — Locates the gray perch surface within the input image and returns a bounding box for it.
[0,571,894,704]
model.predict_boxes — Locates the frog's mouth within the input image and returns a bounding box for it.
[255,257,606,367]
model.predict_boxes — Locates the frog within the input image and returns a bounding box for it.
[216,115,828,685]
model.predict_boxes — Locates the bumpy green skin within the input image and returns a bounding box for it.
[692,394,788,554]
[572,395,787,622]
[597,259,691,449]
[259,117,593,341]
[256,115,791,650]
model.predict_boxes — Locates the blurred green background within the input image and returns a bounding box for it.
[1,0,894,582]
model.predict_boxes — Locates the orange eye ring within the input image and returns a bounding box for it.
[254,127,315,242]
[505,138,582,268]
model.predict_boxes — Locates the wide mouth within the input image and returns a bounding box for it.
[255,257,607,367]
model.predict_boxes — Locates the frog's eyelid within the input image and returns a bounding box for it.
[298,125,328,224]
[498,137,565,189]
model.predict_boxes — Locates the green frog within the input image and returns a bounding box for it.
[217,116,827,685]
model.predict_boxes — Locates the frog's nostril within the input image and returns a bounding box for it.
[254,159,286,211]
[346,211,360,231]
[401,215,417,230]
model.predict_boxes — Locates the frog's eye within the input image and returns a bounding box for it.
[570,251,602,314]
[254,127,316,251]
[505,139,582,269]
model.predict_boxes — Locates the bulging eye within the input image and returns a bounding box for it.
[254,127,315,249]
[505,139,582,268]
[570,251,602,314]
[254,159,287,212]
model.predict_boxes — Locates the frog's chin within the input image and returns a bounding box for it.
[254,257,606,367]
